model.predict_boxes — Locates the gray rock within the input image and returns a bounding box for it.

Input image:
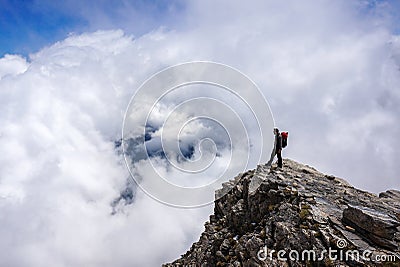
[164,159,400,266]
[343,205,399,238]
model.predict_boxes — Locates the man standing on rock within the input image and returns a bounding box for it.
[274,128,283,168]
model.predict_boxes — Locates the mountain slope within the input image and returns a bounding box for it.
[164,159,400,266]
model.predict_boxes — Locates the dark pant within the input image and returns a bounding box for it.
[277,150,282,168]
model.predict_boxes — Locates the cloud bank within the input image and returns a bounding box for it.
[0,0,399,266]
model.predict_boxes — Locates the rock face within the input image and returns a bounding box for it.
[164,159,400,266]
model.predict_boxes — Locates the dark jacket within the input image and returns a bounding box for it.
[275,133,282,152]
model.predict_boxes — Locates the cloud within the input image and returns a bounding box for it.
[0,54,29,79]
[0,0,399,266]
[0,30,213,267]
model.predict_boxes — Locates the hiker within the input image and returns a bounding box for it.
[274,128,283,168]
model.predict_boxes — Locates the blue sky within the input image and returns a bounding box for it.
[0,0,184,56]
[1,0,399,57]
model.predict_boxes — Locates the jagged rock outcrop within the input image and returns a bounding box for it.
[164,159,400,266]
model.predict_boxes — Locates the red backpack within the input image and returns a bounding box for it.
[281,132,288,148]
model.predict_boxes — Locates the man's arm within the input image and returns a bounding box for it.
[277,135,282,150]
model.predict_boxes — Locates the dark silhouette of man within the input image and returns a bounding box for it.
[274,128,283,168]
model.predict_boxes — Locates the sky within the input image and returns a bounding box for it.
[0,0,184,56]
[0,0,400,266]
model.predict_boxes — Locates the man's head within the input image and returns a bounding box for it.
[274,127,279,134]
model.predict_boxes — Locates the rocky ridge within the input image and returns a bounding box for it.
[164,159,400,266]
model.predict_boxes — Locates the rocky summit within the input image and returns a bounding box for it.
[164,159,400,266]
